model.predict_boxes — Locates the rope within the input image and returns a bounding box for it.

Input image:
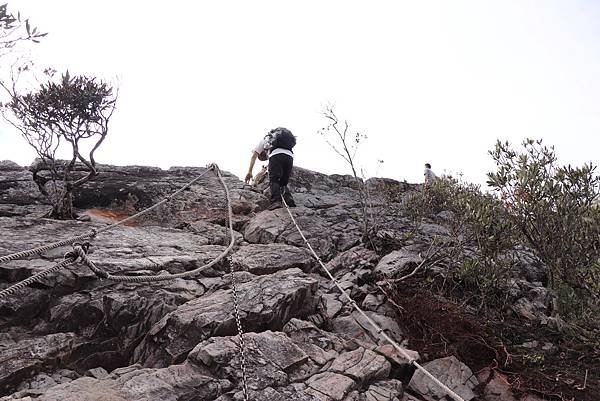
[221,170,250,401]
[0,167,214,265]
[0,250,79,301]
[0,164,250,395]
[76,166,250,399]
[281,197,467,401]
[73,167,236,282]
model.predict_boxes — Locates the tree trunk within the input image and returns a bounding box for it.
[50,190,75,220]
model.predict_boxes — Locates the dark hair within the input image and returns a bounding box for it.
[425,163,431,168]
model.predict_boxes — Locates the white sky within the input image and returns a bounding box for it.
[1,0,599,186]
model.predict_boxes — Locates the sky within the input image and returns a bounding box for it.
[1,0,599,186]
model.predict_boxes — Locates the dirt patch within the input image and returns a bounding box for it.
[83,208,138,226]
[387,279,600,401]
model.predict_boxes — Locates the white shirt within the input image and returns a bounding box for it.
[254,138,294,159]
[424,167,437,183]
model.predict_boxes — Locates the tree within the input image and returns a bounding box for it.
[318,106,375,243]
[0,3,46,56]
[1,71,118,219]
[487,139,600,314]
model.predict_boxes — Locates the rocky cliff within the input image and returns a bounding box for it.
[0,161,584,401]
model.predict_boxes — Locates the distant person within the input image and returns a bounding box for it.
[245,127,297,210]
[424,163,437,184]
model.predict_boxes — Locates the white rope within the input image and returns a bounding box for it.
[73,167,236,282]
[0,167,215,265]
[281,197,467,401]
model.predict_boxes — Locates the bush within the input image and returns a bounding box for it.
[392,176,519,306]
[487,139,600,318]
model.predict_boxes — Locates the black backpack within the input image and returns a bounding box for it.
[269,127,296,151]
[258,127,296,160]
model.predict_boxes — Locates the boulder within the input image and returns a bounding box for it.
[232,243,314,275]
[0,333,77,394]
[134,269,319,366]
[408,356,478,401]
[374,248,422,278]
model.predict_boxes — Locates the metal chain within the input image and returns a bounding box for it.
[0,167,214,265]
[216,166,249,401]
[280,196,467,401]
[54,166,250,399]
[228,258,249,401]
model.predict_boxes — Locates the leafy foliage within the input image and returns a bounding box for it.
[399,176,519,303]
[0,3,46,55]
[487,139,600,317]
[1,71,117,219]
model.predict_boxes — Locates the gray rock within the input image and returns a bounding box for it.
[84,367,109,379]
[408,356,478,401]
[242,384,321,401]
[0,333,77,393]
[186,219,244,246]
[373,248,422,278]
[364,379,404,401]
[375,344,420,369]
[329,347,391,385]
[232,243,314,275]
[306,372,355,401]
[244,206,362,259]
[190,331,310,392]
[320,294,343,320]
[4,362,232,401]
[330,310,404,351]
[0,161,46,210]
[325,246,379,276]
[134,268,319,366]
[418,223,450,238]
[476,369,516,401]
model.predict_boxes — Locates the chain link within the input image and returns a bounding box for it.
[228,258,249,401]
[215,165,250,401]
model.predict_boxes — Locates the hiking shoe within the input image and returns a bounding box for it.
[282,187,296,207]
[268,201,283,211]
[283,196,296,207]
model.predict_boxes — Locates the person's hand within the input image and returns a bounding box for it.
[245,172,253,184]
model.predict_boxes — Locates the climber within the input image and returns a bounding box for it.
[245,127,297,210]
[424,163,437,185]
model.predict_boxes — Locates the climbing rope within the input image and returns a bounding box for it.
[281,197,467,401]
[0,249,79,300]
[209,167,249,401]
[0,167,215,265]
[70,166,237,282]
[0,165,250,399]
[76,166,250,399]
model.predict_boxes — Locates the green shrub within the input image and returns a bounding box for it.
[389,176,519,305]
[487,139,600,318]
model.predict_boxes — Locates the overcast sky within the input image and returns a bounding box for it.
[1,1,599,186]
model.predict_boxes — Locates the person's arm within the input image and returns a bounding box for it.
[245,151,259,184]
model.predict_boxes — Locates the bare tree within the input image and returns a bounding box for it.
[1,71,118,219]
[319,105,365,179]
[319,106,375,243]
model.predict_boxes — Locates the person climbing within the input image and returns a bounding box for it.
[245,127,297,210]
[424,163,437,185]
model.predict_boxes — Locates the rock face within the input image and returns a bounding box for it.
[134,268,319,367]
[0,161,549,400]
